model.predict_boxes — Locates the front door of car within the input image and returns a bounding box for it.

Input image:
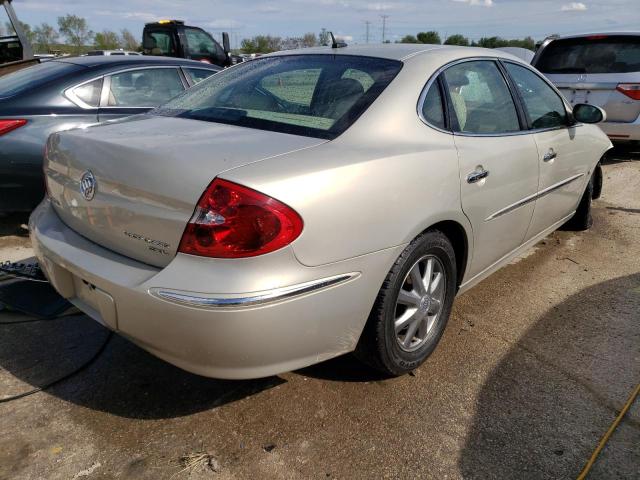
[503,62,590,239]
[441,60,540,280]
[98,67,188,122]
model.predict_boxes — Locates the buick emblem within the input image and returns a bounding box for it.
[80,171,96,201]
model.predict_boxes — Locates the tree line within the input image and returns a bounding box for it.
[0,14,139,54]
[0,15,536,56]
[241,33,319,54]
[399,31,535,50]
[240,29,535,54]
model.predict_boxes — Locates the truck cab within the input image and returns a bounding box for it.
[142,20,231,68]
[1,0,38,76]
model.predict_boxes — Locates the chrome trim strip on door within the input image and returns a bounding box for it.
[485,173,585,221]
[149,273,360,309]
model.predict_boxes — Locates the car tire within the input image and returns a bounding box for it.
[355,230,457,376]
[563,171,595,231]
[592,163,603,200]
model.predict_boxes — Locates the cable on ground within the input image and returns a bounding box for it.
[576,382,640,479]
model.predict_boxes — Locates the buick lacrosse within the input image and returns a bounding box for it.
[31,45,611,379]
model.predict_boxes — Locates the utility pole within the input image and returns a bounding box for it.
[365,21,371,44]
[381,15,389,43]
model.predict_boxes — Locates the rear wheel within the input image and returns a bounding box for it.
[355,231,457,376]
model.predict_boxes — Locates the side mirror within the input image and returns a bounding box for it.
[222,32,230,54]
[573,103,606,124]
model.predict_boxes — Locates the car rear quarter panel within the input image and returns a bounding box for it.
[222,55,473,270]
[0,114,97,211]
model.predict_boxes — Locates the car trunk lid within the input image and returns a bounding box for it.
[44,115,326,267]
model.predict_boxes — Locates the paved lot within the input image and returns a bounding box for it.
[1,153,639,479]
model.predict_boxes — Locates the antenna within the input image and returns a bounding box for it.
[329,31,347,49]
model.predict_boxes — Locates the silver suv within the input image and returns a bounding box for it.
[533,33,640,143]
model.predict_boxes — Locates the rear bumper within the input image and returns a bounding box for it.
[29,200,402,379]
[600,117,640,142]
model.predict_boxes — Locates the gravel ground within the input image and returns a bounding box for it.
[0,153,638,479]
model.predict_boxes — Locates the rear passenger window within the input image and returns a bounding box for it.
[107,68,184,107]
[184,68,216,85]
[71,78,103,107]
[504,63,567,129]
[421,82,445,130]
[443,61,520,134]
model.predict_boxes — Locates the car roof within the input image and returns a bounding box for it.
[49,55,220,69]
[267,44,520,63]
[544,31,640,41]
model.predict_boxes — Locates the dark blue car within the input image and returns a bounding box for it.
[0,55,220,212]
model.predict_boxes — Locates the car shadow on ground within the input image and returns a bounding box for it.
[295,353,390,382]
[603,144,640,164]
[0,213,30,238]
[0,313,284,419]
[458,273,640,479]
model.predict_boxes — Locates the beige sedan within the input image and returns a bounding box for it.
[30,44,611,379]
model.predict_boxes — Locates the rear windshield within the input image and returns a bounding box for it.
[154,54,403,139]
[535,35,640,74]
[0,61,82,98]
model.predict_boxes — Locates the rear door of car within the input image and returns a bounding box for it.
[439,59,540,280]
[97,66,189,121]
[502,60,591,239]
[533,35,640,135]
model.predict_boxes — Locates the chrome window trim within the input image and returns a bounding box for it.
[99,65,190,109]
[417,56,579,137]
[64,77,103,110]
[499,59,574,127]
[149,272,360,309]
[181,66,219,86]
[64,65,196,110]
[417,56,522,136]
[485,172,585,221]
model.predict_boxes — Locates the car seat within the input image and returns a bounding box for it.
[311,78,365,119]
[445,69,469,130]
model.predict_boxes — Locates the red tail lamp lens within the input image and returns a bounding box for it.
[0,119,27,136]
[178,178,303,258]
[616,83,640,101]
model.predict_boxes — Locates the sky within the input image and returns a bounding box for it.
[9,0,640,48]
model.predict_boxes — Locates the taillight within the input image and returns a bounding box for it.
[178,178,303,258]
[0,119,27,136]
[616,83,640,100]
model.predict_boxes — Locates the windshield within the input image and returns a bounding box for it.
[535,35,640,74]
[0,61,82,98]
[154,54,403,139]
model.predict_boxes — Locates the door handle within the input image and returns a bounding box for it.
[467,166,489,184]
[543,148,557,162]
